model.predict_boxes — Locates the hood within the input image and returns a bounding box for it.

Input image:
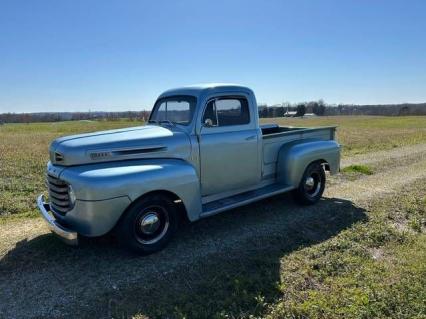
[50,125,191,166]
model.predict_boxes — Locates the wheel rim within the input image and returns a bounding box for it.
[134,205,169,244]
[304,172,322,197]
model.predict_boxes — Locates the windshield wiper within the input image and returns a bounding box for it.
[148,119,176,127]
[159,120,176,127]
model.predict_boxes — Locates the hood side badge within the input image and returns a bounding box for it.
[90,151,113,160]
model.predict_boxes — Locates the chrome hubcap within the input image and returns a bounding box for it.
[305,177,315,190]
[304,173,321,197]
[140,212,160,235]
[135,206,170,245]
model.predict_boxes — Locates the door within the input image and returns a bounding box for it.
[199,96,260,196]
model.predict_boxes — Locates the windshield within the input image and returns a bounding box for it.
[149,95,197,126]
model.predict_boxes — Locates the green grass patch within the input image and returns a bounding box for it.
[342,164,374,175]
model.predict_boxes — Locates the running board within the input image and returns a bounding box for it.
[201,183,294,218]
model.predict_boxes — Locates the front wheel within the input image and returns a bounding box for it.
[293,162,326,205]
[117,194,179,255]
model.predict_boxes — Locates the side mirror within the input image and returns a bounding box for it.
[204,118,213,127]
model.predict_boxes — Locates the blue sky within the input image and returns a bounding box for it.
[1,0,425,112]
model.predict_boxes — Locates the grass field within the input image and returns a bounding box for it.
[0,116,425,318]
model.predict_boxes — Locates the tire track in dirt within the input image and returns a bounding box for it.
[330,160,426,201]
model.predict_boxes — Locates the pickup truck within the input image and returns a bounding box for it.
[37,84,340,254]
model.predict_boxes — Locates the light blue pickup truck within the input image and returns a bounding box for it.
[37,84,340,254]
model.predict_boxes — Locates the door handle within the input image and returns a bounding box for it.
[245,135,256,141]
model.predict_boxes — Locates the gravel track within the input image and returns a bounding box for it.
[341,143,426,168]
[0,145,425,318]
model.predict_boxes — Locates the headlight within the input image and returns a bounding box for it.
[68,184,76,208]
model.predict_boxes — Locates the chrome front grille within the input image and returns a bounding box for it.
[46,174,71,215]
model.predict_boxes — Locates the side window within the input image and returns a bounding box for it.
[202,97,250,127]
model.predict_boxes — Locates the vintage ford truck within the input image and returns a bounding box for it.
[37,84,340,254]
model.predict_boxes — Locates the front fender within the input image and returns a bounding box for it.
[59,159,202,222]
[277,140,340,187]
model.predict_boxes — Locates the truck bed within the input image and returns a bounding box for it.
[261,123,336,140]
[260,124,337,180]
[260,123,304,136]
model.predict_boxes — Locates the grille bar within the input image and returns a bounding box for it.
[47,183,69,194]
[46,174,71,215]
[49,198,70,208]
[48,191,68,200]
[50,202,69,214]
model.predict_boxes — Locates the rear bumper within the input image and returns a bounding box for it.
[36,195,78,246]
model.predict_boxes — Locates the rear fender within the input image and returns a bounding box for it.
[277,140,340,187]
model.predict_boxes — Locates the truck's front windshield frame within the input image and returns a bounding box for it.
[149,95,197,126]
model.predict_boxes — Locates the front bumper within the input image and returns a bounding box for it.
[36,195,78,246]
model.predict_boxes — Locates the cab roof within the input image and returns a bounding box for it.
[158,83,254,99]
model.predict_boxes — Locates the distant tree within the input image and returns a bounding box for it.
[306,101,316,114]
[258,105,268,118]
[296,103,306,117]
[399,106,409,116]
[275,106,285,117]
[313,99,326,116]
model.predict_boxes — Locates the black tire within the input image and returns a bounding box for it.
[117,194,179,255]
[293,162,326,205]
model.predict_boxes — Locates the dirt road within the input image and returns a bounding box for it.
[0,143,425,318]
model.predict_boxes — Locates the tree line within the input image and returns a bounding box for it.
[1,101,425,124]
[258,100,327,118]
[0,111,150,124]
[258,101,426,118]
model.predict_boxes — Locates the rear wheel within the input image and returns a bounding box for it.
[293,162,326,205]
[117,194,179,255]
